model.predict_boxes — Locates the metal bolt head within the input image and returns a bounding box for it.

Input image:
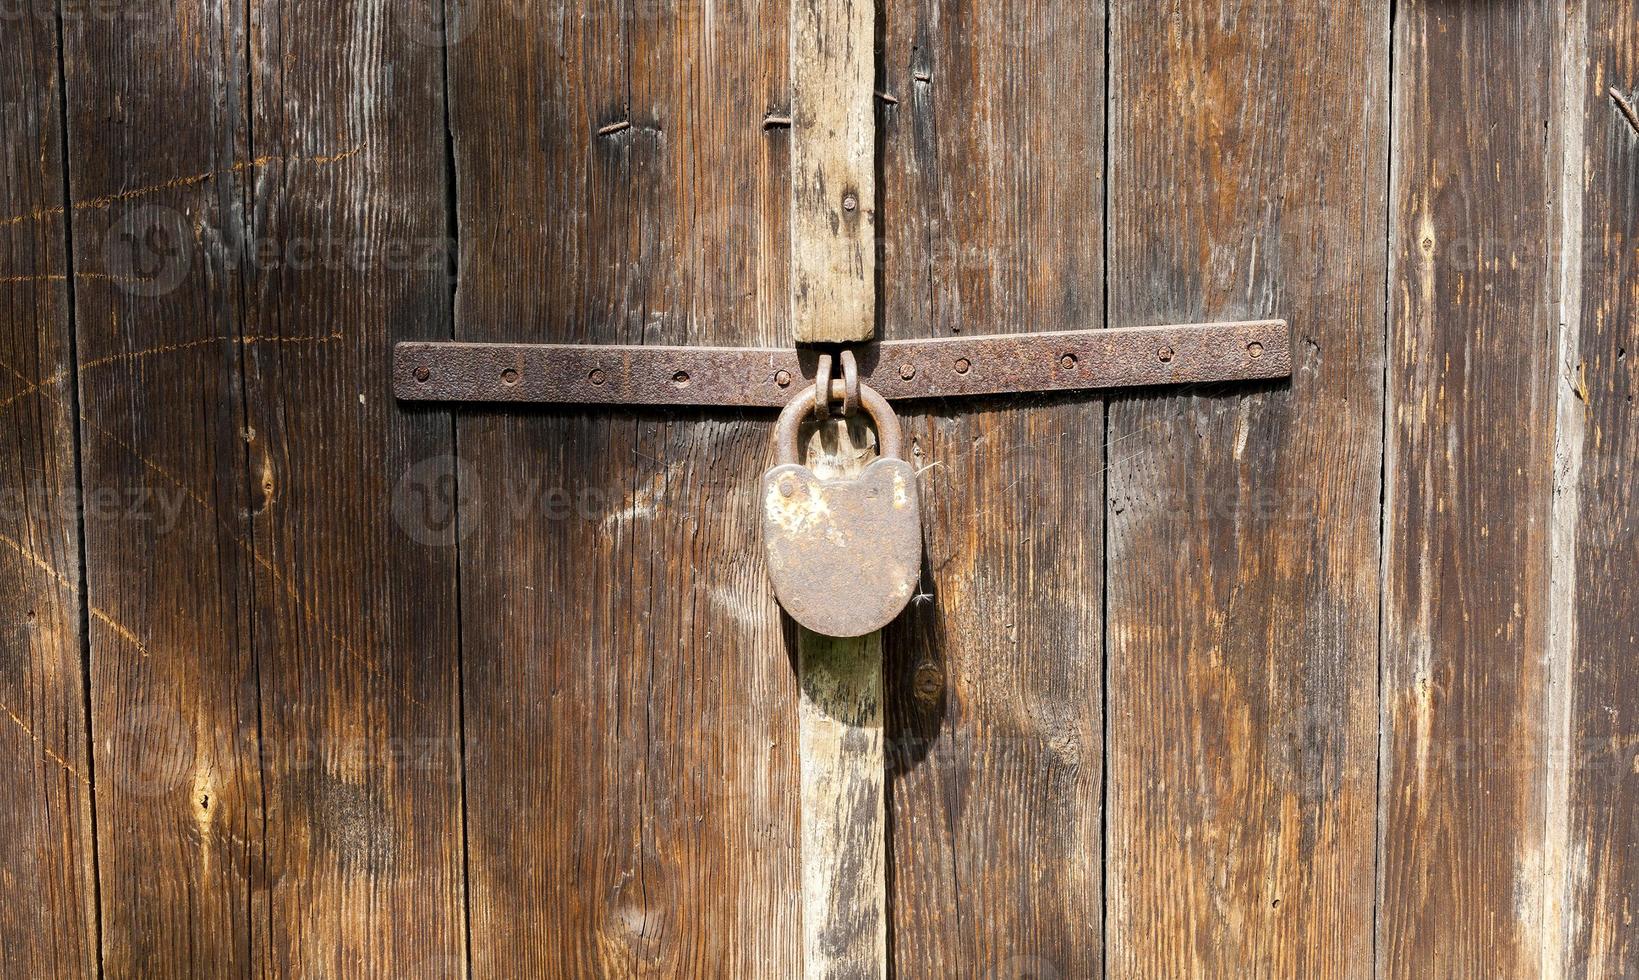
[775,369,792,388]
[1247,341,1264,359]
[589,368,607,385]
[1158,347,1175,364]
[842,193,858,212]
[900,363,916,381]
[413,366,431,382]
[778,475,799,498]
[954,357,972,375]
[501,368,520,385]
[1060,353,1078,371]
[673,370,690,387]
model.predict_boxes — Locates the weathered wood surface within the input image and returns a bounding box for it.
[879,1,1105,976]
[1379,1,1564,976]
[0,10,99,977]
[447,0,801,975]
[1559,1,1639,975]
[798,422,886,980]
[61,2,263,971]
[11,1,1639,976]
[59,0,467,973]
[790,0,875,343]
[1105,3,1387,976]
[239,2,468,974]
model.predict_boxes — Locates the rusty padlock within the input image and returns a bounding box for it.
[762,380,922,637]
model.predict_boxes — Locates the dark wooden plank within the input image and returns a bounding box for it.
[59,2,262,972]
[1560,2,1639,974]
[237,1,466,974]
[62,1,466,973]
[1377,1,1562,975]
[1104,4,1387,975]
[879,2,1104,975]
[0,8,99,976]
[448,0,801,974]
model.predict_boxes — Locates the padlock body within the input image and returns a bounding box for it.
[761,458,922,637]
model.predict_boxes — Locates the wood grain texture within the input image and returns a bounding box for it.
[797,421,886,980]
[239,1,466,974]
[447,0,801,974]
[0,9,99,977]
[1560,1,1639,974]
[61,0,466,974]
[1105,3,1387,976]
[790,0,875,343]
[1378,2,1563,976]
[879,1,1104,975]
[60,2,262,971]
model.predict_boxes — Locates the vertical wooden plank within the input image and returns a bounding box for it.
[0,8,99,976]
[1559,1,1639,975]
[239,0,466,974]
[792,0,884,967]
[450,0,800,974]
[879,1,1104,976]
[59,1,263,972]
[798,422,885,979]
[1106,3,1387,976]
[1378,1,1563,976]
[790,0,874,344]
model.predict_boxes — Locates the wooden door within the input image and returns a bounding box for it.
[4,0,1638,976]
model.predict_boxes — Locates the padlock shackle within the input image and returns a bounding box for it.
[774,382,902,464]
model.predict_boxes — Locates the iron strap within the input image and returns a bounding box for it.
[394,319,1291,408]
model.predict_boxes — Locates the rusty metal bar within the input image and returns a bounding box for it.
[394,319,1291,408]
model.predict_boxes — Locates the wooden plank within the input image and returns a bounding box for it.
[448,0,801,974]
[879,1,1104,975]
[237,1,466,974]
[797,422,886,979]
[1377,2,1563,976]
[790,0,875,343]
[1558,1,1639,974]
[59,3,262,971]
[791,0,884,966]
[1105,4,1387,976]
[0,10,99,977]
[62,0,466,972]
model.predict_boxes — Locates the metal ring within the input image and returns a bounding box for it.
[774,382,903,465]
[813,353,833,420]
[839,349,860,417]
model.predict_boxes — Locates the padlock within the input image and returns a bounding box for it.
[762,381,922,637]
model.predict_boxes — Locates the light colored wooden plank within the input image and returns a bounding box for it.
[798,419,886,980]
[1556,1,1639,975]
[790,0,875,344]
